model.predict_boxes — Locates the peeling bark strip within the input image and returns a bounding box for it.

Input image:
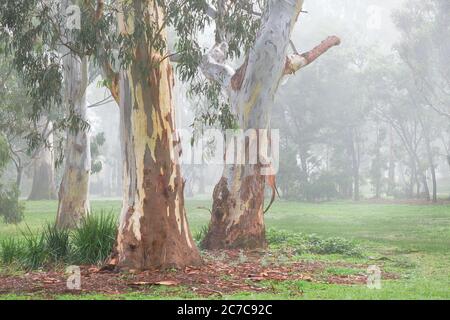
[114,0,201,270]
[202,0,340,250]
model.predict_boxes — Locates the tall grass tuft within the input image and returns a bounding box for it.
[194,225,209,247]
[71,212,118,265]
[20,227,47,270]
[0,237,24,265]
[43,223,71,263]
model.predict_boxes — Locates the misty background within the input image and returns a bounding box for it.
[10,0,450,202]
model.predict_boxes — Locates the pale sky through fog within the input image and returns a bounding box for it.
[294,0,407,53]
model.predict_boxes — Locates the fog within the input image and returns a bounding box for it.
[7,0,448,203]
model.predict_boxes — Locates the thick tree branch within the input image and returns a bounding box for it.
[284,36,341,75]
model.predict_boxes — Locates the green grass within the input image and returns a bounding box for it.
[1,199,449,300]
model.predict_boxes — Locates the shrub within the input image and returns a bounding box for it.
[266,229,362,257]
[304,234,362,256]
[0,237,24,265]
[0,186,24,224]
[71,212,117,265]
[266,229,298,246]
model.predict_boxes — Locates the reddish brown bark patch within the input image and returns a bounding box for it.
[203,174,267,250]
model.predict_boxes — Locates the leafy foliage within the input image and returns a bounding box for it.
[0,0,263,148]
[90,132,106,174]
[0,186,24,224]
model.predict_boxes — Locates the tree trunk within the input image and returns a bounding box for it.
[203,164,267,249]
[421,172,430,200]
[373,126,382,199]
[28,127,57,200]
[428,159,437,203]
[349,129,360,201]
[430,164,437,202]
[202,0,340,249]
[203,1,305,250]
[410,159,417,198]
[56,54,91,229]
[113,0,201,270]
[15,164,23,191]
[387,126,396,196]
[422,121,437,202]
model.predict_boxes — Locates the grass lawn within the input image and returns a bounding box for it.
[0,199,449,300]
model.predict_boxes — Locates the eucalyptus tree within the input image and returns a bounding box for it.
[0,0,93,227]
[54,1,92,229]
[195,0,340,249]
[1,0,207,268]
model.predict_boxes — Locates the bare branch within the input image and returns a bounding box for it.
[284,36,341,75]
[88,95,114,109]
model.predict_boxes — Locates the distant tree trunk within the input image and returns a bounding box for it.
[202,0,340,249]
[421,121,437,202]
[413,154,430,200]
[429,159,438,202]
[420,172,430,200]
[198,169,206,194]
[112,0,201,270]
[348,128,360,201]
[387,126,396,196]
[394,124,428,200]
[15,164,23,191]
[410,159,417,198]
[28,126,57,200]
[373,126,382,199]
[56,54,91,229]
